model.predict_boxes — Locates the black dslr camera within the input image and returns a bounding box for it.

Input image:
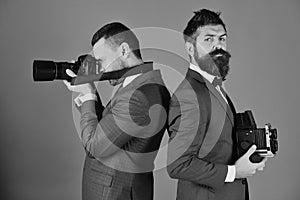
[33,54,100,82]
[33,54,145,85]
[235,110,278,163]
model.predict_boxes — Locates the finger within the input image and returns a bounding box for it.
[254,159,266,169]
[250,169,256,175]
[256,157,268,166]
[257,167,264,171]
[245,145,257,157]
[63,80,71,88]
[261,157,268,163]
[66,69,77,78]
[63,80,76,92]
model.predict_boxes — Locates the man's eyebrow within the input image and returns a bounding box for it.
[204,33,227,37]
[204,34,215,37]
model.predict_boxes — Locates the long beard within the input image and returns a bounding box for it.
[195,48,231,81]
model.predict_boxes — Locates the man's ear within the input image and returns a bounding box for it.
[119,42,130,58]
[185,42,194,58]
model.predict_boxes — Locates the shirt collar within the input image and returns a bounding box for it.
[116,62,153,88]
[122,73,141,87]
[189,63,216,84]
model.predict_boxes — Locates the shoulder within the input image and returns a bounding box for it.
[171,75,209,104]
[128,70,170,102]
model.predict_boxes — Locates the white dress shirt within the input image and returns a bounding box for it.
[189,63,228,103]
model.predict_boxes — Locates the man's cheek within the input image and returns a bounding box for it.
[198,44,211,55]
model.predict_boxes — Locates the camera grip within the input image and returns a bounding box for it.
[239,141,264,163]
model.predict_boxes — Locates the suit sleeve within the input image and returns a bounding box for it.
[167,87,228,190]
[79,89,151,159]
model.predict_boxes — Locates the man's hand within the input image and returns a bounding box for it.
[63,69,96,95]
[235,145,267,179]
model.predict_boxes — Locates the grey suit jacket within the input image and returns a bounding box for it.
[167,69,248,200]
[79,65,170,200]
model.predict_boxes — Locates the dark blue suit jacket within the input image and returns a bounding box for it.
[167,69,248,200]
[79,65,170,200]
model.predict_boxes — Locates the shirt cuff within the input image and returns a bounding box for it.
[74,93,97,107]
[225,165,236,182]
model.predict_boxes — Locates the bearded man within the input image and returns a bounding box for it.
[167,9,267,200]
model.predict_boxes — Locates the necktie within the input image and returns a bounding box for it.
[212,77,228,102]
[105,83,123,107]
[112,82,123,98]
[212,77,223,87]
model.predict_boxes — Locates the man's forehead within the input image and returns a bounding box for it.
[198,25,226,36]
[93,38,106,51]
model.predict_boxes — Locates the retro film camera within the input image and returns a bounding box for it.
[235,110,278,163]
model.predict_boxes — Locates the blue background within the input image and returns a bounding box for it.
[0,0,299,199]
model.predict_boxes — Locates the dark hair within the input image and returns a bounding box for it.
[183,9,226,43]
[91,22,142,59]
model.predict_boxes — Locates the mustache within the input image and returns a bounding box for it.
[209,48,231,59]
[194,48,231,81]
[206,48,231,81]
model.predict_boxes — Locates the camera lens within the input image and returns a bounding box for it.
[271,140,278,153]
[33,60,57,81]
[270,129,277,139]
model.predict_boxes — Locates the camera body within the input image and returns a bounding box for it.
[235,110,278,163]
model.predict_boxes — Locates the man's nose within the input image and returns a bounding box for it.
[213,39,225,50]
[213,42,223,50]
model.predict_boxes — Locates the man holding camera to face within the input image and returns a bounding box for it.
[64,22,170,200]
[167,9,268,200]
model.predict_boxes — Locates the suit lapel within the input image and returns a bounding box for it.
[103,70,160,116]
[104,83,123,114]
[187,69,234,125]
[206,82,234,125]
[226,94,236,116]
